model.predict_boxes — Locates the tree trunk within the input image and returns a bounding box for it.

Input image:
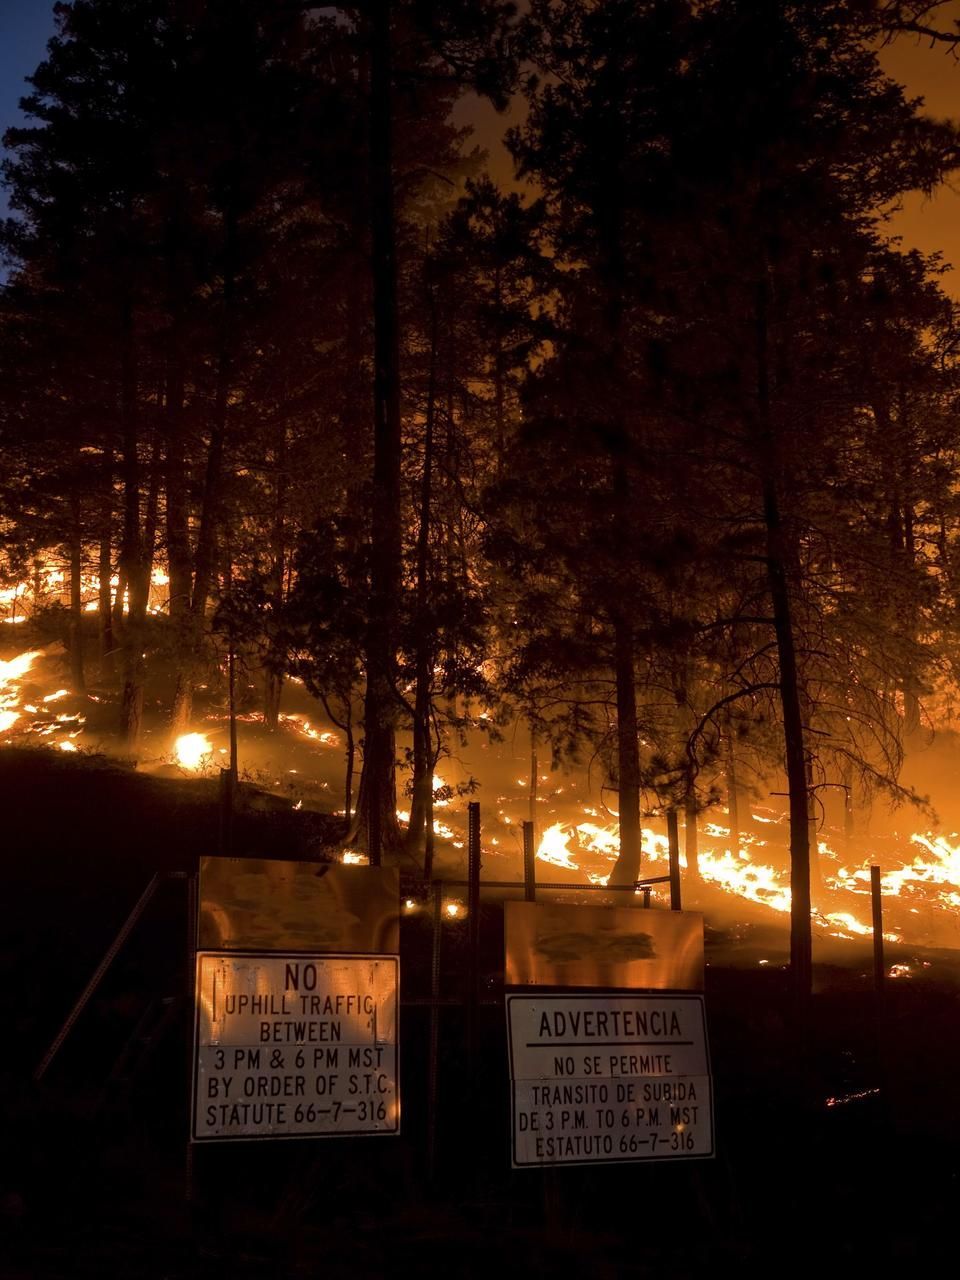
[263,670,284,732]
[68,498,86,695]
[684,790,700,882]
[493,262,506,475]
[344,708,355,830]
[725,732,741,854]
[359,0,403,863]
[407,279,439,862]
[756,280,812,1008]
[118,287,146,752]
[608,614,642,885]
[172,213,235,740]
[98,446,115,678]
[529,718,539,846]
[842,763,855,851]
[165,356,192,630]
[262,430,288,732]
[805,755,824,907]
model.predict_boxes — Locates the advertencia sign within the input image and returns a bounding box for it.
[506,991,713,1167]
[192,951,399,1142]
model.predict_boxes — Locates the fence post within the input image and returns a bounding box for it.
[523,820,537,902]
[218,767,234,857]
[467,803,481,1051]
[427,880,443,1181]
[667,810,682,910]
[871,865,884,995]
[185,870,198,1203]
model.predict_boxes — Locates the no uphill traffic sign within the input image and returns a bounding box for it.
[192,951,399,1142]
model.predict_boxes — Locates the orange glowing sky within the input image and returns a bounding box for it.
[880,15,960,297]
[454,11,960,297]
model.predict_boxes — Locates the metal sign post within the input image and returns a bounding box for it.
[504,900,712,1169]
[191,860,401,1146]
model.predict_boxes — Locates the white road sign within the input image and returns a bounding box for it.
[506,992,713,1167]
[192,951,399,1142]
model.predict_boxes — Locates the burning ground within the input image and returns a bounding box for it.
[4,641,960,977]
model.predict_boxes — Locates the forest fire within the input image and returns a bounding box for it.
[0,649,85,750]
[0,649,41,731]
[3,634,960,954]
[173,733,213,772]
[525,800,960,948]
[10,0,960,1265]
[3,637,960,951]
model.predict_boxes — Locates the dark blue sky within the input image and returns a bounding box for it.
[1,0,57,216]
[1,1,57,133]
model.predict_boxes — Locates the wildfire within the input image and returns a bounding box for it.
[699,850,792,914]
[4,548,960,958]
[279,715,338,747]
[535,822,580,870]
[1,557,172,626]
[173,733,212,771]
[882,833,960,898]
[0,650,42,735]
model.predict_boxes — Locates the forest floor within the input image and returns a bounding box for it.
[2,745,960,1276]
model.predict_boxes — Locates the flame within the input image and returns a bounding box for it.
[279,714,339,746]
[396,808,456,841]
[535,822,580,870]
[1,556,171,625]
[884,833,960,895]
[0,650,42,737]
[698,850,792,913]
[342,850,368,865]
[173,733,212,771]
[0,650,41,688]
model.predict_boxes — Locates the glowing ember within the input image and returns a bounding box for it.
[173,733,212,771]
[444,900,465,919]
